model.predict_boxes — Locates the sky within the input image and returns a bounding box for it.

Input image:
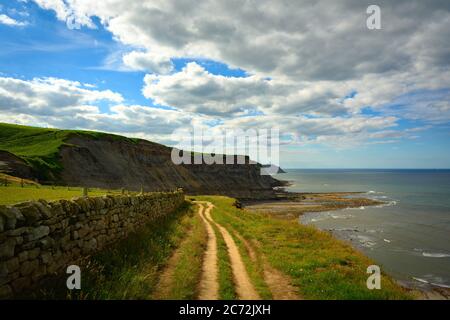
[0,0,449,168]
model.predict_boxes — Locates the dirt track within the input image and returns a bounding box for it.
[164,201,299,300]
[202,202,260,300]
[197,203,220,300]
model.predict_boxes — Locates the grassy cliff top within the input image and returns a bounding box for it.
[0,122,142,180]
[0,122,142,158]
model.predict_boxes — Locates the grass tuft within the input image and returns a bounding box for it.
[210,223,236,300]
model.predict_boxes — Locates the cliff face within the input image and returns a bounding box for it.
[0,151,35,180]
[57,135,282,199]
[0,123,284,199]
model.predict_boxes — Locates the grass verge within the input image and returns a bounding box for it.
[195,195,412,300]
[154,205,207,299]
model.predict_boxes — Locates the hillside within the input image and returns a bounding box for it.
[0,123,283,199]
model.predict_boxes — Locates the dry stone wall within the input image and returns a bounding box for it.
[0,190,184,298]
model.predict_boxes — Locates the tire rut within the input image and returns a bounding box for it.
[197,203,220,300]
[203,202,260,300]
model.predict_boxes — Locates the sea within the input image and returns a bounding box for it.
[274,169,450,290]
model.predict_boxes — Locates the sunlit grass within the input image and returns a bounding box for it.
[195,195,412,300]
[227,228,273,299]
[210,223,236,300]
[0,184,134,205]
[160,207,207,299]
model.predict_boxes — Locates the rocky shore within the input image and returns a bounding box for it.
[243,191,450,300]
[242,192,382,219]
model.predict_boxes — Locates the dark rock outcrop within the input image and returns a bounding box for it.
[0,151,35,180]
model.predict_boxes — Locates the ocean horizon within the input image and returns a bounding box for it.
[282,168,450,171]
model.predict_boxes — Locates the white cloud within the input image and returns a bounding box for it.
[218,114,401,148]
[143,62,363,117]
[0,75,205,144]
[31,1,450,104]
[143,62,450,123]
[18,1,450,148]
[30,0,450,80]
[0,14,27,26]
[143,62,276,116]
[0,76,123,116]
[32,0,95,28]
[123,51,173,74]
[0,74,424,150]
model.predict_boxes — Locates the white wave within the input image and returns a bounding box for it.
[331,214,354,219]
[347,206,366,211]
[413,276,450,288]
[373,195,388,200]
[413,277,429,284]
[375,200,397,208]
[383,239,391,243]
[357,235,377,248]
[422,252,450,258]
[367,190,385,194]
[430,282,450,289]
[361,242,376,248]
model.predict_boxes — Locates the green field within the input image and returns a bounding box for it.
[0,185,132,205]
[0,123,141,157]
